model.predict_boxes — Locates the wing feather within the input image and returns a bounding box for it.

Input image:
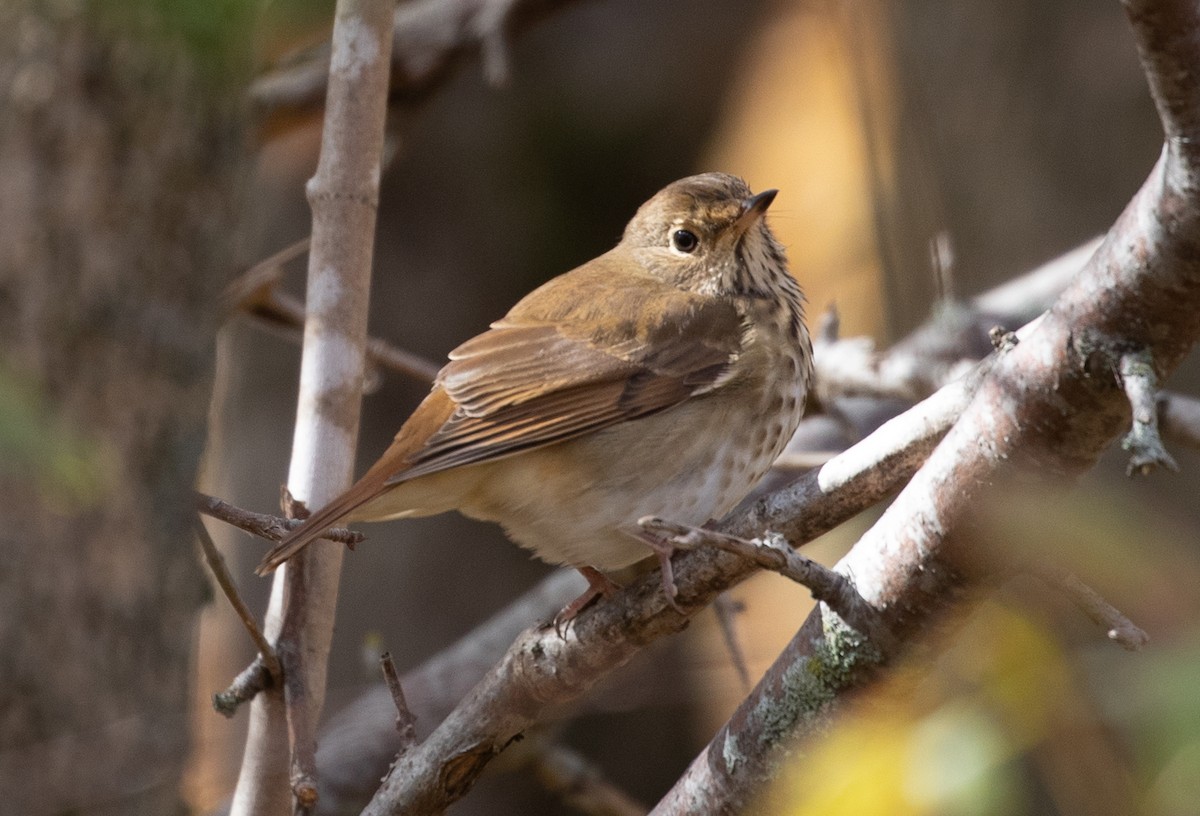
[386,263,746,484]
[257,257,746,575]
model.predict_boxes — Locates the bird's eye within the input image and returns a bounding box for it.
[671,229,699,253]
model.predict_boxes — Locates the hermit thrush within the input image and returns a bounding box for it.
[258,173,813,616]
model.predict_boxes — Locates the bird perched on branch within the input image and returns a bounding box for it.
[258,172,812,621]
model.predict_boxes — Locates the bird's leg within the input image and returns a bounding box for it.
[553,566,622,635]
[637,533,684,613]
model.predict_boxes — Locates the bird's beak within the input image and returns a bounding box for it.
[734,188,778,235]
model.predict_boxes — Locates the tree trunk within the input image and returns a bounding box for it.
[0,2,248,812]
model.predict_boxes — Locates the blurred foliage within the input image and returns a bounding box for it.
[762,480,1200,816]
[0,367,109,513]
[89,0,257,82]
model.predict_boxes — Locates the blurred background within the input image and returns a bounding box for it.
[3,0,1197,814]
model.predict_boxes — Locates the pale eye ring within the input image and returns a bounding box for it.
[671,229,699,253]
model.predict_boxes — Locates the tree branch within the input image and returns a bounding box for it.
[1119,349,1180,475]
[652,0,1200,809]
[215,657,276,718]
[250,0,586,119]
[230,0,396,812]
[529,743,648,816]
[223,243,441,384]
[196,492,365,547]
[300,232,1144,810]
[312,571,582,812]
[1032,567,1150,651]
[813,236,1100,406]
[639,519,897,656]
[356,365,974,813]
[194,518,283,696]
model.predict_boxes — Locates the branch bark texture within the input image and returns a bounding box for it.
[230,0,395,812]
[251,0,585,118]
[308,234,1099,811]
[357,371,971,814]
[652,0,1200,809]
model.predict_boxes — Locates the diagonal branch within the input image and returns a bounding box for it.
[357,369,974,814]
[652,0,1200,810]
[311,236,1090,809]
[640,518,897,655]
[305,235,1128,810]
[223,244,441,384]
[195,518,281,679]
[251,0,586,118]
[1032,566,1150,652]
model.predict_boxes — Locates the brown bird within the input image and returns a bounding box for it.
[257,172,813,618]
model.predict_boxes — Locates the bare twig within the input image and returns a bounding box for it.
[231,271,442,384]
[231,0,397,811]
[221,235,312,316]
[215,658,276,718]
[530,743,648,816]
[195,518,282,681]
[313,234,1109,810]
[196,492,365,546]
[380,652,418,749]
[813,236,1098,407]
[222,234,440,384]
[1032,567,1150,651]
[930,230,956,303]
[365,333,442,383]
[641,518,896,655]
[711,595,750,692]
[250,0,586,117]
[653,0,1200,808]
[357,367,973,814]
[1119,350,1180,475]
[313,570,582,811]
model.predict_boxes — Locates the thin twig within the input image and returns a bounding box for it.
[640,517,896,655]
[711,595,751,692]
[235,279,441,384]
[380,652,418,749]
[232,0,397,810]
[224,235,439,385]
[530,743,648,816]
[1032,567,1150,651]
[365,332,442,383]
[250,0,586,117]
[1119,350,1180,475]
[196,491,365,546]
[215,657,275,718]
[221,235,312,316]
[194,518,282,680]
[813,236,1099,407]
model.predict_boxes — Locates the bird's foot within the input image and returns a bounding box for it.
[552,566,622,636]
[639,535,683,613]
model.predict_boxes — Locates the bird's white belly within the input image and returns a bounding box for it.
[457,367,806,570]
